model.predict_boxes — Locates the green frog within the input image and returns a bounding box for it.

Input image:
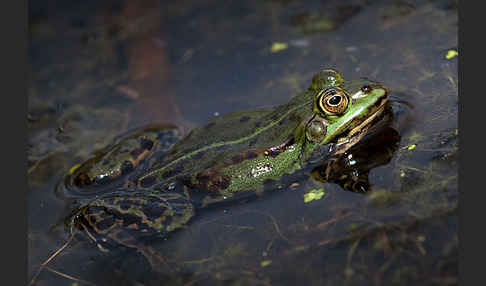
[59,69,391,268]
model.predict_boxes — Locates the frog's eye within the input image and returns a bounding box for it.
[317,88,349,115]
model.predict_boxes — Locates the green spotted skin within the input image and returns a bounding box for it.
[62,69,389,256]
[71,192,194,251]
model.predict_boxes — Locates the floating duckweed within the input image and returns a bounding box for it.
[260,259,272,267]
[407,144,416,150]
[271,42,288,53]
[445,49,458,59]
[416,235,426,242]
[304,188,325,203]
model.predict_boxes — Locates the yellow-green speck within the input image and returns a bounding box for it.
[400,171,406,177]
[304,188,325,203]
[407,144,416,151]
[68,163,82,175]
[445,49,458,59]
[271,42,288,53]
[260,260,272,267]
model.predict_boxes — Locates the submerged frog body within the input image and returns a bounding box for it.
[60,69,391,266]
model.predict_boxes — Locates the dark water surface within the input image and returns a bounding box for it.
[28,0,458,285]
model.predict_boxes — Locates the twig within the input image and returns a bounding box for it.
[29,235,74,286]
[45,266,97,286]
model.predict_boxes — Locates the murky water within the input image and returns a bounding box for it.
[28,0,458,285]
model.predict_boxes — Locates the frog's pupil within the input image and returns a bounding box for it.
[328,95,341,105]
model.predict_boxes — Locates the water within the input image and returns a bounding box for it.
[28,0,458,285]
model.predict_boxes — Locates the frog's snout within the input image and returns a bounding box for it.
[371,84,389,109]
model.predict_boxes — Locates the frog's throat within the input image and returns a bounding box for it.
[139,100,314,180]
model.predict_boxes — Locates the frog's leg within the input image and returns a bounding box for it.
[58,124,183,198]
[69,191,194,272]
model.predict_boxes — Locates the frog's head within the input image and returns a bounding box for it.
[305,69,389,148]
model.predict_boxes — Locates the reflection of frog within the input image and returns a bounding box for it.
[59,69,392,268]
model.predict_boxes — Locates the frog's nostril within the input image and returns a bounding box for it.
[361,85,372,93]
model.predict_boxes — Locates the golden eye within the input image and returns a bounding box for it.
[317,88,349,115]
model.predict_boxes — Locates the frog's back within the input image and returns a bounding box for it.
[145,92,314,179]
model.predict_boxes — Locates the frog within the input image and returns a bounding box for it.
[58,69,391,270]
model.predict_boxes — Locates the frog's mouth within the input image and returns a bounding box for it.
[332,97,389,154]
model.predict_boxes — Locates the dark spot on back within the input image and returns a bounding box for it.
[140,138,154,150]
[239,116,251,122]
[231,154,245,164]
[140,176,156,188]
[120,160,134,175]
[247,151,259,159]
[220,176,231,189]
[119,201,130,211]
[122,213,143,227]
[96,218,115,230]
[130,148,144,158]
[144,205,166,219]
[211,175,231,190]
[254,121,262,128]
[286,135,295,146]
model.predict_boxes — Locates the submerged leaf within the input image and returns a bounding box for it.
[304,188,325,203]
